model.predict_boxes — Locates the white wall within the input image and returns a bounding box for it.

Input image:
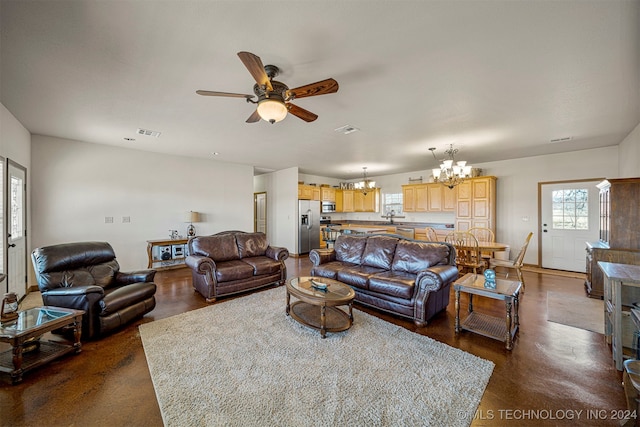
[619,122,640,178]
[254,167,298,251]
[31,135,254,273]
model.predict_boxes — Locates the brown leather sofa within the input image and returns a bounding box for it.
[31,241,157,339]
[186,231,289,302]
[309,234,458,326]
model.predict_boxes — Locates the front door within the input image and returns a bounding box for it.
[540,180,600,272]
[7,160,27,298]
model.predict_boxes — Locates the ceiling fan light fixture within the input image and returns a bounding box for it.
[257,99,287,124]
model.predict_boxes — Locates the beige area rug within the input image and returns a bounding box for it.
[139,288,494,427]
[547,291,604,334]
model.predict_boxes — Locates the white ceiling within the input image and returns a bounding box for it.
[1,1,639,180]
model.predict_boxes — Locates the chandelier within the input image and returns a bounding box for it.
[429,145,472,189]
[354,167,376,195]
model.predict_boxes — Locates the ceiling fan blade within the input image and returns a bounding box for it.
[196,90,254,100]
[289,78,339,99]
[287,103,318,122]
[237,51,273,92]
[246,109,261,123]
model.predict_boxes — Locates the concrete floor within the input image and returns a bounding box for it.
[0,257,629,426]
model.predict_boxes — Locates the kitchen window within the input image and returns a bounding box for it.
[383,193,403,215]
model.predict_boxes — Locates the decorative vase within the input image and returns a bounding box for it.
[483,269,496,289]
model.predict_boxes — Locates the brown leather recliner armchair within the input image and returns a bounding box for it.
[31,241,157,339]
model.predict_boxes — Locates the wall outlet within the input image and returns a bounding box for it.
[105,216,113,224]
[122,216,130,223]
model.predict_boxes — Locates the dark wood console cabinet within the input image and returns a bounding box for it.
[585,178,640,298]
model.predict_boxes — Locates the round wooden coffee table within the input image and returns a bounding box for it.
[286,276,355,338]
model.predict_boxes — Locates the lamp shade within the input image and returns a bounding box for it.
[257,99,287,123]
[185,211,201,223]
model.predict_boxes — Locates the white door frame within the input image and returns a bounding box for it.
[537,178,604,271]
[6,159,27,298]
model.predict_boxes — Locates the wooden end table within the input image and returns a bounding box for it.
[454,273,521,350]
[286,276,355,338]
[0,306,84,384]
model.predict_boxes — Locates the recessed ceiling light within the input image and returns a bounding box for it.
[136,128,161,138]
[549,136,572,143]
[124,137,135,141]
[211,152,220,156]
[334,124,360,135]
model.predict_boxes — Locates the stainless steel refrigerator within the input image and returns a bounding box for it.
[298,200,321,254]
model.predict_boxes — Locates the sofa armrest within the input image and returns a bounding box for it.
[266,246,289,261]
[116,270,156,285]
[41,285,104,312]
[309,249,336,266]
[43,285,104,297]
[415,265,459,292]
[185,255,216,274]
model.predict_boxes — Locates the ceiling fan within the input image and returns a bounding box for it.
[197,51,339,124]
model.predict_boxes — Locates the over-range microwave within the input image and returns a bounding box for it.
[321,202,336,213]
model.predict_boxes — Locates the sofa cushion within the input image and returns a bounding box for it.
[241,256,281,275]
[236,232,268,258]
[391,241,451,274]
[192,234,240,262]
[337,265,386,290]
[310,262,350,280]
[214,260,255,282]
[334,235,367,265]
[368,271,416,300]
[361,236,399,270]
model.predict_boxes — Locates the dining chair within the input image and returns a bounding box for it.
[488,232,534,291]
[445,231,487,274]
[468,227,496,262]
[424,227,439,241]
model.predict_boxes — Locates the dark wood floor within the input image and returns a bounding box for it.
[0,257,630,426]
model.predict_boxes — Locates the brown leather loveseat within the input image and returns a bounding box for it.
[31,241,157,339]
[186,231,289,302]
[309,234,458,326]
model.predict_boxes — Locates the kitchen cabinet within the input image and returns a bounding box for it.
[354,188,379,212]
[321,187,336,202]
[336,189,354,212]
[402,183,454,212]
[298,184,320,201]
[455,176,496,232]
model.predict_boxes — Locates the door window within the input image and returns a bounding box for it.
[552,188,589,230]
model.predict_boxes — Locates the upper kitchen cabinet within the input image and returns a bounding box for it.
[321,187,336,202]
[298,184,320,201]
[354,188,380,212]
[402,183,454,213]
[455,176,497,232]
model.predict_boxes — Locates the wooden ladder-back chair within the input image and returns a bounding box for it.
[468,227,496,262]
[488,232,534,291]
[445,231,487,274]
[424,227,439,241]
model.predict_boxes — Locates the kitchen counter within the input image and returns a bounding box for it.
[326,220,455,230]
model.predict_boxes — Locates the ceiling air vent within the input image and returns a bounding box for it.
[137,128,161,138]
[334,125,360,135]
[549,136,572,143]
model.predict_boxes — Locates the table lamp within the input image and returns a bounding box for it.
[185,211,201,237]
